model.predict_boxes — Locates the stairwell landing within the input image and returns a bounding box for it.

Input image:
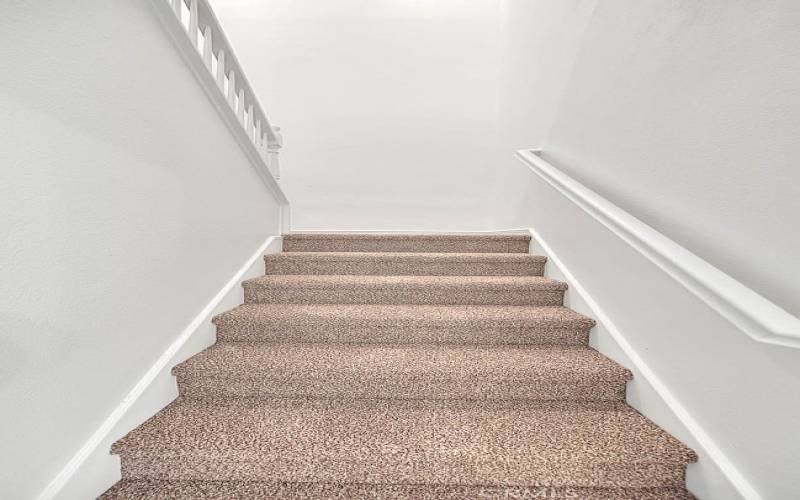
[101,232,696,499]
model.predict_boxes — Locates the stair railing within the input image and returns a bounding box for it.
[516,148,800,348]
[162,0,283,179]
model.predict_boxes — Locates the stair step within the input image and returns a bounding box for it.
[102,480,695,499]
[111,399,696,488]
[265,252,546,276]
[215,304,594,345]
[282,232,531,253]
[173,344,631,401]
[243,275,567,306]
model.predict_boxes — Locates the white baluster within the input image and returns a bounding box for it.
[202,26,213,72]
[246,104,255,141]
[216,51,226,92]
[255,120,263,152]
[228,71,236,111]
[189,0,199,47]
[237,89,245,125]
[267,126,283,179]
[258,132,266,161]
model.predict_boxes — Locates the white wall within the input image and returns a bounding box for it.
[491,0,598,226]
[494,1,800,499]
[495,0,800,315]
[5,0,798,498]
[0,1,283,498]
[212,0,503,230]
[496,0,597,152]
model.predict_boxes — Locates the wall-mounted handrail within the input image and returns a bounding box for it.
[516,148,800,349]
[164,0,283,179]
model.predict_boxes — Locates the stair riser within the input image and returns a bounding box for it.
[119,457,687,489]
[102,480,695,500]
[216,323,590,345]
[244,286,564,306]
[175,376,627,401]
[264,257,545,276]
[283,237,530,254]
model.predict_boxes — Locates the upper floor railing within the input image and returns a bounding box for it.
[163,0,283,179]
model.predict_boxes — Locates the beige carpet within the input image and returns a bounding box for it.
[101,233,696,499]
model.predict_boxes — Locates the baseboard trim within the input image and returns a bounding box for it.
[523,226,761,500]
[37,235,282,500]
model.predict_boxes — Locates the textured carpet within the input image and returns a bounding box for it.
[243,275,567,306]
[102,232,696,499]
[265,252,547,276]
[103,480,695,499]
[172,343,632,401]
[111,399,694,486]
[282,232,532,253]
[214,304,596,345]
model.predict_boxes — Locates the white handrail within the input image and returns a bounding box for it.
[516,148,800,349]
[164,0,283,179]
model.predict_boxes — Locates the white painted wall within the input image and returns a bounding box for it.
[0,2,283,498]
[4,0,798,498]
[494,0,800,315]
[212,0,503,230]
[494,1,800,499]
[496,0,597,152]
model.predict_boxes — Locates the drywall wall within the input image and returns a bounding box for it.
[0,1,283,498]
[495,0,800,315]
[212,0,503,230]
[496,0,597,152]
[494,2,800,498]
[492,0,598,225]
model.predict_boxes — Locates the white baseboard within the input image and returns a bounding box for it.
[524,227,755,500]
[38,236,283,500]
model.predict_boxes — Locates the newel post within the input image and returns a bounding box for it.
[267,126,283,180]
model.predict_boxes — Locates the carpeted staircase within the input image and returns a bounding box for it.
[102,233,696,499]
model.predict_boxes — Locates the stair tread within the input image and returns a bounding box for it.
[173,343,631,381]
[214,304,593,345]
[266,251,546,261]
[282,232,531,253]
[173,343,630,400]
[215,303,593,328]
[244,274,568,289]
[102,480,695,499]
[243,275,567,306]
[264,251,547,276]
[111,398,696,486]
